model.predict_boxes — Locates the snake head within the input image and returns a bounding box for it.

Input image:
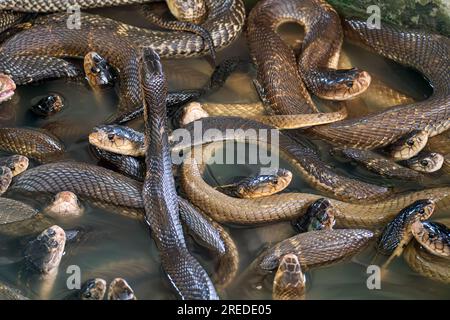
[0,74,16,103]
[406,152,444,173]
[273,254,305,300]
[89,125,144,157]
[181,102,210,126]
[24,225,66,275]
[80,278,107,300]
[236,168,293,198]
[411,221,450,258]
[316,68,371,100]
[3,155,29,176]
[45,191,84,218]
[389,130,429,161]
[84,52,116,88]
[31,94,64,117]
[293,198,337,233]
[0,166,13,195]
[167,0,207,24]
[107,278,136,300]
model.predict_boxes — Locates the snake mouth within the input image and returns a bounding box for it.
[0,74,16,103]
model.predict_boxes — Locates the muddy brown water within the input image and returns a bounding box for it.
[0,1,448,299]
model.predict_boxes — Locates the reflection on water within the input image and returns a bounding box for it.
[0,2,448,300]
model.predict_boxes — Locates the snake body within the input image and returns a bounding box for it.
[257,229,373,272]
[0,128,64,163]
[0,0,208,25]
[10,157,449,229]
[334,148,423,181]
[0,0,151,12]
[0,11,28,34]
[140,49,217,300]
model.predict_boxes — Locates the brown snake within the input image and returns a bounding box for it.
[0,0,246,115]
[246,0,448,149]
[180,147,450,229]
[308,19,450,149]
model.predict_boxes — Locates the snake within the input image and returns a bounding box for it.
[273,198,348,300]
[0,127,65,163]
[30,94,64,117]
[172,116,391,202]
[0,166,13,195]
[254,228,373,299]
[0,0,207,24]
[245,0,448,149]
[332,147,424,181]
[0,11,29,34]
[180,148,450,229]
[140,48,217,300]
[44,191,84,217]
[292,198,336,233]
[388,130,430,161]
[90,146,146,181]
[398,218,449,284]
[377,200,435,257]
[272,253,305,300]
[107,278,136,300]
[90,116,391,202]
[0,155,29,176]
[84,52,116,88]
[216,169,293,199]
[77,278,107,300]
[0,281,29,300]
[0,73,16,103]
[85,117,450,229]
[0,197,38,225]
[181,101,349,130]
[307,19,450,149]
[247,0,371,115]
[405,152,445,173]
[0,0,245,117]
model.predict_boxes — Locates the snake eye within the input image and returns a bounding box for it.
[107,133,115,141]
[406,139,415,147]
[10,166,15,171]
[91,66,100,74]
[419,208,425,215]
[345,81,354,88]
[420,159,429,167]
